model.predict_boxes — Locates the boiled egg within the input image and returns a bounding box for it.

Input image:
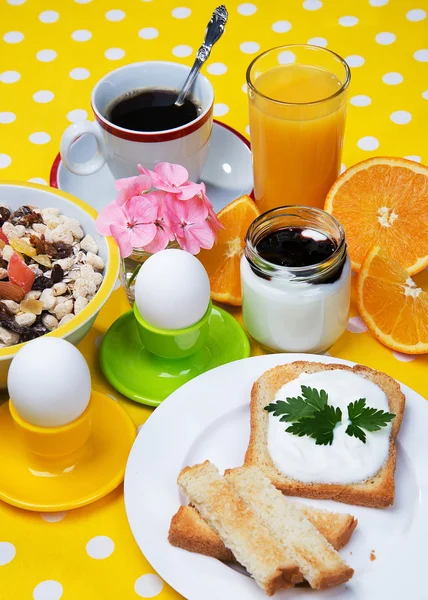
[8,337,91,427]
[135,249,211,330]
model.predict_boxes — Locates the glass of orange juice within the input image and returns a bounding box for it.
[247,44,351,212]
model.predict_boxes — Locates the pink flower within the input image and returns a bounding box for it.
[115,174,152,206]
[138,162,203,200]
[96,196,156,258]
[199,182,223,233]
[142,191,175,254]
[167,195,215,254]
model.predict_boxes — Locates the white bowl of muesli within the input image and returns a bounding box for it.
[0,182,120,389]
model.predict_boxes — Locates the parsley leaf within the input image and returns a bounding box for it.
[286,405,342,446]
[264,386,328,422]
[346,399,395,443]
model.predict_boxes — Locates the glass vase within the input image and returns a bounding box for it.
[120,241,180,305]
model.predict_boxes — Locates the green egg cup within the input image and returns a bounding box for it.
[100,303,250,407]
[133,301,212,359]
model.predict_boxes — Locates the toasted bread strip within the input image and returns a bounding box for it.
[245,361,405,508]
[226,466,354,590]
[177,461,303,596]
[168,502,357,561]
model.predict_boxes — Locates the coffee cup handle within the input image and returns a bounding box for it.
[60,121,106,176]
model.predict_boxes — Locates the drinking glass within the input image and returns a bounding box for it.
[247,44,351,212]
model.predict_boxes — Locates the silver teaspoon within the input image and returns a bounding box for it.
[175,5,228,107]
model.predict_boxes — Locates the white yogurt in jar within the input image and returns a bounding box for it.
[267,370,392,484]
[241,254,350,353]
[241,207,351,354]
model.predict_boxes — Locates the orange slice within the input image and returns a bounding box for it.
[357,245,428,354]
[325,157,428,275]
[199,194,260,306]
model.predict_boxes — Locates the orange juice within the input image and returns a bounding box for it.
[249,62,349,212]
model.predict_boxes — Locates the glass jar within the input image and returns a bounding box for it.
[240,206,350,354]
[120,241,180,304]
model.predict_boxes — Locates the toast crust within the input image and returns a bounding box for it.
[245,361,405,508]
[168,504,357,562]
[177,461,302,595]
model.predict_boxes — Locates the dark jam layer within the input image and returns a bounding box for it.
[254,227,344,283]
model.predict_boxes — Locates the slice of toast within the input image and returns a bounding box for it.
[226,466,354,589]
[168,502,357,561]
[245,361,405,508]
[177,461,303,595]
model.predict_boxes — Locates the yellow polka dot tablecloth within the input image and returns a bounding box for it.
[0,0,428,598]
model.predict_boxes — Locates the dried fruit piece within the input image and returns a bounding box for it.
[51,263,64,284]
[10,205,43,228]
[8,253,35,294]
[29,234,73,259]
[0,207,11,226]
[20,299,43,315]
[32,276,53,291]
[0,282,25,302]
[33,254,52,268]
[0,230,8,245]
[10,238,37,258]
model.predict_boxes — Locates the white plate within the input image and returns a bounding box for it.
[125,353,428,600]
[50,120,253,213]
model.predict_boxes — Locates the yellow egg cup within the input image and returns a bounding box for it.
[0,391,136,511]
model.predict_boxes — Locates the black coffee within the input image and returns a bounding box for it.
[256,227,337,268]
[107,89,201,132]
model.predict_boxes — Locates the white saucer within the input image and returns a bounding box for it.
[50,120,253,213]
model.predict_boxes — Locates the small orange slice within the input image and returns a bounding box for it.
[199,194,260,306]
[357,245,428,354]
[325,157,428,275]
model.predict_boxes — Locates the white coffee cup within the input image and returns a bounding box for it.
[60,61,214,181]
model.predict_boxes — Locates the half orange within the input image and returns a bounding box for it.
[325,157,428,275]
[199,195,260,306]
[357,245,428,354]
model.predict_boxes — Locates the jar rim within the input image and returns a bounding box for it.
[246,44,351,108]
[245,205,347,282]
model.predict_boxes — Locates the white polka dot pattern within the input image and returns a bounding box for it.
[214,103,229,117]
[171,7,191,18]
[345,55,365,67]
[207,63,227,75]
[272,20,292,33]
[382,72,403,85]
[39,10,59,23]
[71,30,92,41]
[350,95,371,106]
[105,9,125,21]
[240,41,260,54]
[105,48,125,60]
[33,580,63,600]
[238,3,257,15]
[36,49,57,62]
[347,317,368,333]
[0,542,16,565]
[3,31,24,43]
[0,112,16,123]
[134,574,164,598]
[308,37,327,47]
[357,136,380,151]
[139,28,159,39]
[86,536,115,559]
[390,111,412,125]
[172,44,192,57]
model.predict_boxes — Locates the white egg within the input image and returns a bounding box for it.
[8,337,91,427]
[135,249,211,330]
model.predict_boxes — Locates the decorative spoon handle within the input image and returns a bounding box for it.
[175,5,228,107]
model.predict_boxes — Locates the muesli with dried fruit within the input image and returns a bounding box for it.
[0,205,104,348]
